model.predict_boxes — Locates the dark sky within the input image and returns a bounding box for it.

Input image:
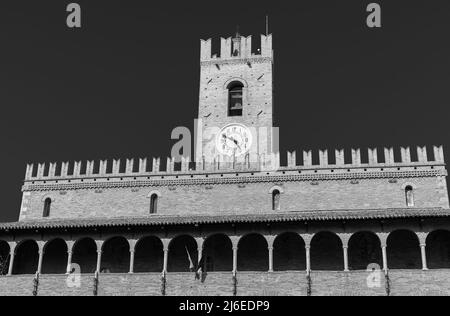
[1,0,450,222]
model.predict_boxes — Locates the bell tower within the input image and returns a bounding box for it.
[196,32,275,166]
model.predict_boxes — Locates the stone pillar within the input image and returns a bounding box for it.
[66,241,75,275]
[129,250,135,274]
[305,246,311,274]
[66,250,73,274]
[7,243,16,276]
[37,249,44,274]
[420,244,428,271]
[128,240,137,274]
[163,247,169,273]
[268,246,274,273]
[382,245,388,273]
[233,246,238,274]
[343,246,349,272]
[96,250,102,274]
[195,238,204,268]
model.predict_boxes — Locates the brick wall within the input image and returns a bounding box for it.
[2,270,450,296]
[20,175,448,221]
[0,275,35,296]
[310,271,386,296]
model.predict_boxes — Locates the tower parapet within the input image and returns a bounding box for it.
[200,34,273,62]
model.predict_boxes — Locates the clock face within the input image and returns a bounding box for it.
[216,124,253,157]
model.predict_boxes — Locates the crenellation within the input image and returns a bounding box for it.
[99,160,108,176]
[73,161,81,177]
[320,150,328,167]
[200,34,273,61]
[48,163,57,178]
[368,148,377,164]
[260,34,273,58]
[200,39,212,61]
[287,151,296,168]
[86,161,94,176]
[37,163,45,179]
[23,146,447,181]
[385,148,395,165]
[335,150,345,166]
[303,151,313,167]
[152,158,160,173]
[434,145,444,163]
[418,146,428,163]
[126,159,134,174]
[220,37,232,58]
[352,149,361,166]
[241,35,252,58]
[401,147,411,163]
[139,158,147,174]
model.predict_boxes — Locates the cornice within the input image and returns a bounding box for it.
[22,169,446,192]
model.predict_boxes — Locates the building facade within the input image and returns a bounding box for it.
[1,33,450,296]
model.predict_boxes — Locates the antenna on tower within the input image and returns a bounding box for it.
[265,15,269,35]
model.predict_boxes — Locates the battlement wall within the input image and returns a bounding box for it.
[23,146,446,182]
[200,34,273,62]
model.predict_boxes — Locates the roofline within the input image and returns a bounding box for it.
[1,208,449,232]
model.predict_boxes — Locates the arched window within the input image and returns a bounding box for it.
[150,194,158,214]
[405,186,414,207]
[43,198,51,218]
[228,82,244,117]
[272,190,281,211]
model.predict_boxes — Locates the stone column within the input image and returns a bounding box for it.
[129,250,135,274]
[305,246,311,274]
[96,250,102,274]
[196,238,204,268]
[268,246,274,272]
[232,246,238,274]
[343,246,349,272]
[66,250,73,274]
[37,249,45,274]
[382,245,388,273]
[163,247,169,273]
[7,243,16,276]
[420,244,428,271]
[95,241,103,274]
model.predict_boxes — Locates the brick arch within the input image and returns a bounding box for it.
[72,237,97,274]
[348,231,382,271]
[42,238,68,275]
[268,186,284,194]
[41,195,56,202]
[168,235,198,273]
[0,240,10,275]
[387,230,421,270]
[426,230,450,269]
[101,236,130,273]
[134,236,164,273]
[13,239,39,275]
[147,190,162,198]
[238,233,268,272]
[223,78,249,89]
[273,232,306,271]
[310,232,343,271]
[202,234,233,272]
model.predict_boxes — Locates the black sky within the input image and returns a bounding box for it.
[1,0,450,222]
